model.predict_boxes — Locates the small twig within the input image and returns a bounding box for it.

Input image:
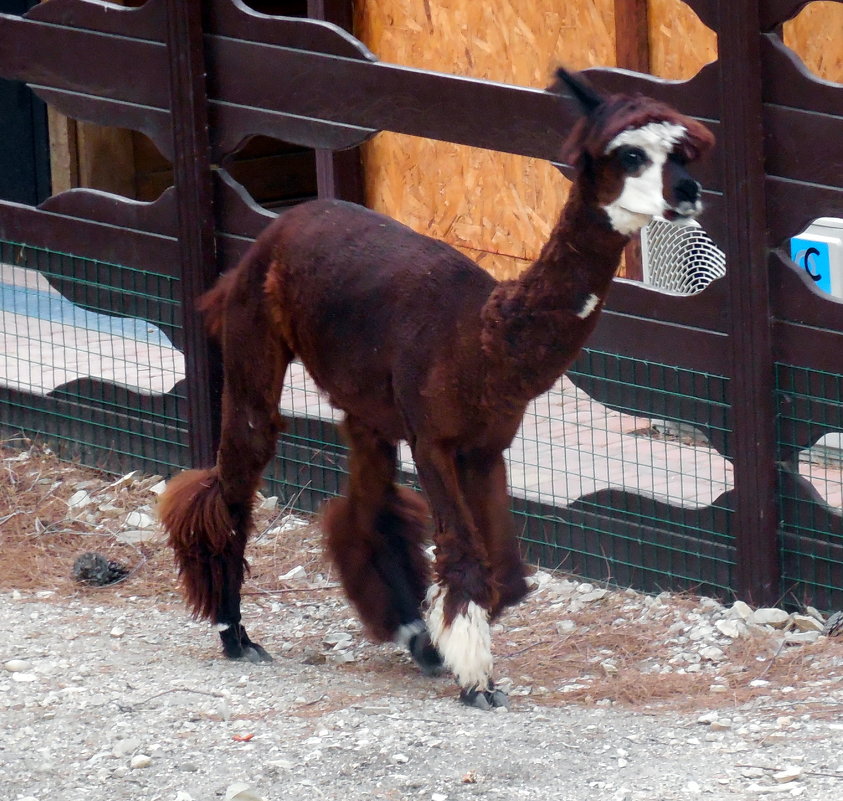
[735,764,843,780]
[0,511,22,528]
[242,584,340,595]
[298,693,327,707]
[502,639,550,659]
[757,638,787,678]
[131,686,225,707]
[555,739,581,750]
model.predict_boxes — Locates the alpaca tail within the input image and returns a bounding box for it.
[197,267,239,342]
[160,236,293,623]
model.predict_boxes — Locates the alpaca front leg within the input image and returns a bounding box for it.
[458,451,530,617]
[412,441,508,709]
[425,583,508,709]
[324,420,443,676]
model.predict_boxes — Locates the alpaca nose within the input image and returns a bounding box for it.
[674,178,701,205]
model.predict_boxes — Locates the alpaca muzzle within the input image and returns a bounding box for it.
[664,169,703,223]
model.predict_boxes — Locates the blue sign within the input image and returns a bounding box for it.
[790,236,832,293]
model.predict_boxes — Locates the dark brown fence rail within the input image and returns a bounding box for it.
[1,0,842,608]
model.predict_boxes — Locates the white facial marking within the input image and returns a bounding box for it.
[426,584,493,691]
[607,121,686,154]
[603,122,687,235]
[576,293,600,320]
[394,619,426,647]
[215,622,231,632]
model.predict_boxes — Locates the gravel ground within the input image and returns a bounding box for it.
[3,586,843,801]
[2,446,843,801]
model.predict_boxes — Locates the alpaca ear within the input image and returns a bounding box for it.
[554,67,604,115]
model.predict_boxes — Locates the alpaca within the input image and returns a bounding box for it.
[160,69,714,709]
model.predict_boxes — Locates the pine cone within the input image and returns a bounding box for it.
[822,610,843,637]
[71,552,129,586]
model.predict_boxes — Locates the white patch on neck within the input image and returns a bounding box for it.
[576,293,600,319]
[426,584,492,691]
[394,619,426,647]
[603,122,687,236]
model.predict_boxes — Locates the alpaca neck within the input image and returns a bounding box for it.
[479,184,630,406]
[527,185,628,297]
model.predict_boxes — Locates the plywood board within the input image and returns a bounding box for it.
[783,1,843,84]
[355,0,617,280]
[647,0,717,80]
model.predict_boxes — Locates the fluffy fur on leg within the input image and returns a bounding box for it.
[323,486,431,642]
[158,467,250,623]
[426,583,493,692]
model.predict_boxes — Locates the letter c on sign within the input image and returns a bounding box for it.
[800,247,822,282]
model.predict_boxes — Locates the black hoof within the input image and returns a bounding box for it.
[220,625,273,663]
[236,643,274,664]
[459,685,510,711]
[408,630,444,677]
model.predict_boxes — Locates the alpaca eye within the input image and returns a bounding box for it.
[617,147,648,173]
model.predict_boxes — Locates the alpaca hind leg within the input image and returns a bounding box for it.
[211,338,291,660]
[216,532,272,663]
[375,486,442,675]
[161,468,272,661]
[458,451,529,619]
[160,294,292,662]
[324,419,442,675]
[412,440,507,709]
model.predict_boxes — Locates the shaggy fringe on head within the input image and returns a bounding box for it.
[323,487,431,642]
[158,468,249,622]
[560,94,715,170]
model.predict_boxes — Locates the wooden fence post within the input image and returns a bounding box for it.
[614,0,650,74]
[307,0,365,203]
[165,0,222,468]
[717,1,780,605]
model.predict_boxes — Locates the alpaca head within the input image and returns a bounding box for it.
[556,68,715,236]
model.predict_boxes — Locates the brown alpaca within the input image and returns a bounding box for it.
[160,69,714,709]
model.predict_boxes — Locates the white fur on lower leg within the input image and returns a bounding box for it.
[394,619,426,648]
[426,584,493,691]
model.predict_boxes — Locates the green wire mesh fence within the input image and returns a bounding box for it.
[776,363,843,607]
[0,239,188,475]
[513,351,735,596]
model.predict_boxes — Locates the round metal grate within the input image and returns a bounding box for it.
[641,218,726,294]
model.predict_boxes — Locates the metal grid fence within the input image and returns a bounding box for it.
[776,363,843,607]
[0,240,188,475]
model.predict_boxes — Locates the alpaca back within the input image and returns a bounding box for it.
[262,199,498,437]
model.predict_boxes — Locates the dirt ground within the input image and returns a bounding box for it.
[1,440,843,801]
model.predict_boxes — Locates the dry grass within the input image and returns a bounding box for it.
[0,437,172,598]
[2,437,840,717]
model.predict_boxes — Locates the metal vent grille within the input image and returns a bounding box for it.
[640,218,726,294]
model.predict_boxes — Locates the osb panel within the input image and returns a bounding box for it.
[354,0,617,280]
[647,0,717,80]
[363,132,565,280]
[782,1,843,84]
[454,244,532,282]
[355,0,616,87]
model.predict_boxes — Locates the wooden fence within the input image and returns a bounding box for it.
[1,0,842,608]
